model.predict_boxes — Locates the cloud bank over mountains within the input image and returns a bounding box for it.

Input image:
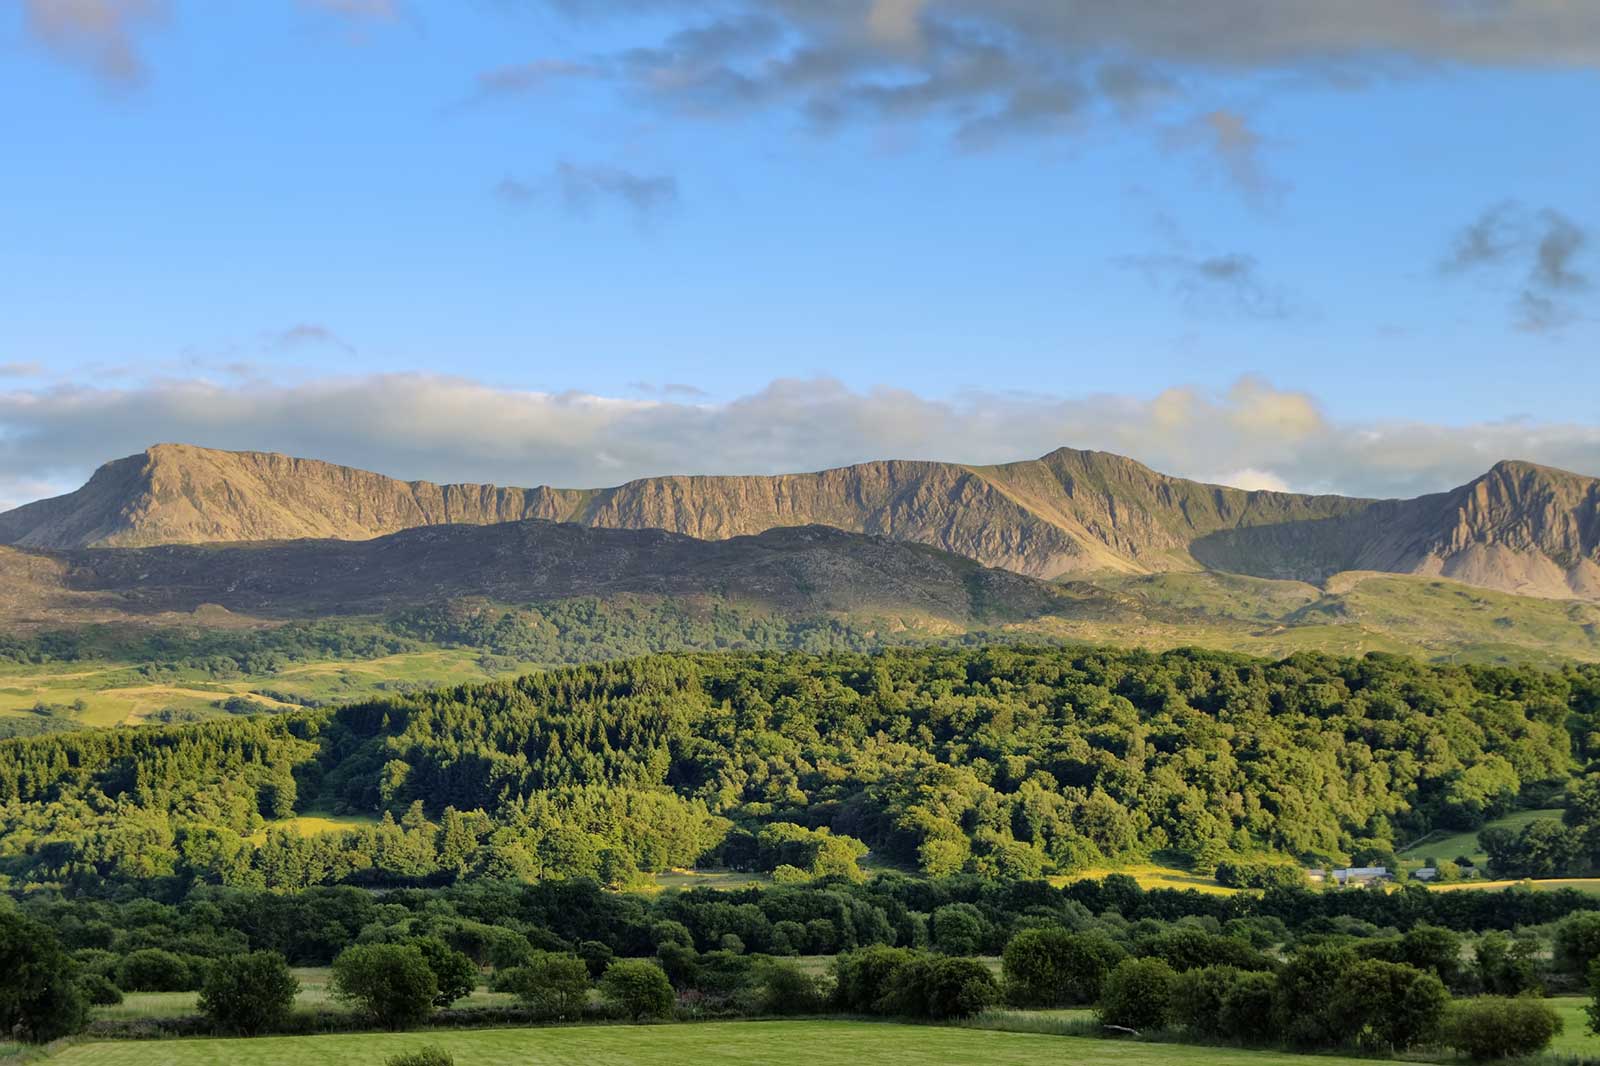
[3,372,1597,513]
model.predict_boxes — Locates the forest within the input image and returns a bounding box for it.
[4,644,1600,894]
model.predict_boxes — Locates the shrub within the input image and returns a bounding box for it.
[1560,913,1600,976]
[1098,957,1177,1031]
[497,953,591,1019]
[386,1047,454,1066]
[1272,943,1356,1047]
[1218,969,1276,1041]
[1170,965,1243,1038]
[0,911,88,1043]
[198,951,299,1035]
[116,948,195,992]
[751,959,826,1015]
[409,937,478,1008]
[1330,959,1450,1052]
[1002,929,1128,1007]
[1474,931,1542,996]
[78,972,124,1006]
[833,946,916,1013]
[656,941,701,990]
[881,956,1000,1020]
[330,943,438,1030]
[577,940,614,979]
[598,959,675,1020]
[1446,996,1562,1060]
[931,903,987,955]
[1002,927,1071,1008]
[1215,860,1306,891]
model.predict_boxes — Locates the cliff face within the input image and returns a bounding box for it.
[3,444,1597,600]
[1192,461,1600,600]
[0,444,1368,578]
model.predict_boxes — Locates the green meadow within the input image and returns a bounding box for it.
[45,1021,1390,1066]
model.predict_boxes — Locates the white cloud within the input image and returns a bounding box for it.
[2,374,1598,510]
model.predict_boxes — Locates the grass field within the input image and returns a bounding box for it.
[1051,863,1234,895]
[48,1020,1391,1066]
[1399,808,1566,865]
[1430,877,1600,895]
[1546,997,1600,1057]
[246,813,383,846]
[0,648,534,731]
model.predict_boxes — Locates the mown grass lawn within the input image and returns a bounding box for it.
[50,1020,1386,1066]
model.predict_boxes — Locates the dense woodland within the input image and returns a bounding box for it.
[4,645,1600,893]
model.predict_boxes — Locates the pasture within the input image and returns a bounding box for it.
[47,1020,1387,1066]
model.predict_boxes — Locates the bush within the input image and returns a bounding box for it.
[925,958,1000,1020]
[410,937,478,1008]
[198,951,300,1035]
[1329,958,1450,1052]
[833,946,916,1013]
[751,959,826,1015]
[930,903,987,955]
[1002,929,1128,1007]
[881,956,1000,1020]
[1218,969,1276,1042]
[386,1047,454,1066]
[1446,996,1563,1060]
[1002,927,1069,1007]
[1272,943,1355,1047]
[497,953,591,1018]
[1098,957,1177,1031]
[116,948,195,992]
[78,972,124,1006]
[0,911,88,1043]
[598,959,675,1020]
[1215,860,1307,891]
[330,943,438,1030]
[1170,965,1243,1038]
[578,940,615,979]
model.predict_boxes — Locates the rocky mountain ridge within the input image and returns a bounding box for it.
[2,443,1597,600]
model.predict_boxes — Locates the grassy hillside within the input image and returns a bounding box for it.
[6,565,1599,736]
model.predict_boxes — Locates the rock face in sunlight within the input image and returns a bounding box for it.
[2,443,1597,600]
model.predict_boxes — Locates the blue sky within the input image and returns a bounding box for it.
[1,1,1597,506]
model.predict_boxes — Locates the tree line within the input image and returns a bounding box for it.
[2,645,1598,892]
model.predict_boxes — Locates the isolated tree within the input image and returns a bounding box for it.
[330,943,438,1029]
[598,960,675,1020]
[1329,959,1449,1052]
[199,951,299,1035]
[1098,957,1177,1031]
[498,953,591,1019]
[1002,927,1076,1007]
[1447,997,1561,1060]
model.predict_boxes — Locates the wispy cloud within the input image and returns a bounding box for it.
[1120,252,1292,319]
[1443,203,1592,332]
[497,164,681,221]
[269,324,356,354]
[22,0,166,87]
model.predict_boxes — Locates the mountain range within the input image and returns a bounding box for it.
[2,443,1597,601]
